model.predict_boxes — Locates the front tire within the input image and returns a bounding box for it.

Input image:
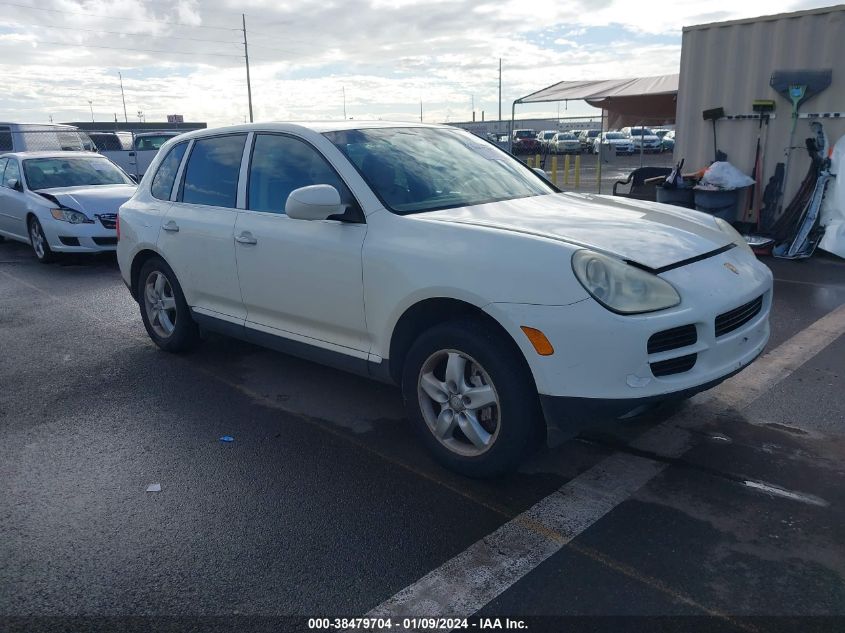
[401,318,542,477]
[28,217,56,263]
[138,257,200,352]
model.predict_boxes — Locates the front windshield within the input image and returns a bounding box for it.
[630,128,654,136]
[542,132,556,139]
[605,133,624,139]
[560,134,577,140]
[23,157,132,189]
[324,127,554,215]
[514,130,535,139]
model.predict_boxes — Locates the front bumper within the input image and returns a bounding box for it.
[484,248,773,438]
[41,216,118,252]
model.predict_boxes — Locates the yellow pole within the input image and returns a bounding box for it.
[551,155,558,185]
[574,154,581,189]
[526,156,534,168]
[563,154,570,186]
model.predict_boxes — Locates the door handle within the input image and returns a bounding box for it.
[235,232,257,245]
[162,220,179,232]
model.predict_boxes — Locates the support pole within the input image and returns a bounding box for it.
[242,14,254,123]
[597,108,605,193]
[551,155,558,185]
[119,72,128,123]
[498,58,502,123]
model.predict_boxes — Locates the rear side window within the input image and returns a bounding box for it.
[151,141,187,201]
[180,135,246,208]
[247,134,351,214]
[0,128,11,152]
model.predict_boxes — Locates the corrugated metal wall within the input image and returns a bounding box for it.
[674,6,845,220]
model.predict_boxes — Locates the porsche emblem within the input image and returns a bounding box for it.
[723,262,739,275]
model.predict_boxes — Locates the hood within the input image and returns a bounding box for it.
[606,138,632,144]
[417,192,733,270]
[35,184,137,214]
[632,135,660,142]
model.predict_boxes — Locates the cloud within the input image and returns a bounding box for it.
[0,0,834,126]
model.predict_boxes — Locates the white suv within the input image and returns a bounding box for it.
[117,122,772,476]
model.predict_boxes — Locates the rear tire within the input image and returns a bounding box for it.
[28,217,56,264]
[138,257,200,352]
[401,317,542,477]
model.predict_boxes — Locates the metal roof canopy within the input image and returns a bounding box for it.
[512,74,679,131]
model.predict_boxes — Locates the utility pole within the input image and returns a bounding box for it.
[471,94,474,121]
[88,99,94,122]
[119,72,128,123]
[343,86,347,119]
[498,58,502,123]
[420,99,423,123]
[242,13,254,123]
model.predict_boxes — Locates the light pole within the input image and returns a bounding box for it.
[88,100,94,122]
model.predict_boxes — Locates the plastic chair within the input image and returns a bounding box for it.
[613,167,672,201]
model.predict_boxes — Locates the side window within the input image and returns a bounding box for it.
[151,142,188,201]
[247,134,351,214]
[3,159,20,188]
[0,128,11,152]
[180,134,246,208]
[136,135,175,151]
[0,158,7,185]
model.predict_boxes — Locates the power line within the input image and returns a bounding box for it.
[29,39,245,59]
[0,1,241,31]
[7,20,243,44]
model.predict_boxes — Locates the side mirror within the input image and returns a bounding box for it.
[532,168,547,178]
[7,178,21,191]
[285,184,344,221]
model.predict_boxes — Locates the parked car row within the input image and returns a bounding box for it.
[509,127,676,155]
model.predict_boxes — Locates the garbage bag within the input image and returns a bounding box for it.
[700,161,755,190]
[819,134,845,259]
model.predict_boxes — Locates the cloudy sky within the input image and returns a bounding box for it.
[0,0,835,127]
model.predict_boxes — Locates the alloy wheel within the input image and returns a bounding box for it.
[29,221,45,259]
[143,271,178,338]
[417,349,501,457]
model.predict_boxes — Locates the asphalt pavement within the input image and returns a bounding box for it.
[1,237,844,633]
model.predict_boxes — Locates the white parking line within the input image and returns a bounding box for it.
[361,303,845,628]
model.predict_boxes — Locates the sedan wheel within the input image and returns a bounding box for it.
[28,217,56,263]
[418,349,501,457]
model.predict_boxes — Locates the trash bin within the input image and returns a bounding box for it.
[693,187,743,221]
[656,185,695,209]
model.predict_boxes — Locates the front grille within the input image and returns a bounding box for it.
[647,325,697,354]
[715,295,763,337]
[97,214,117,229]
[93,237,117,246]
[650,353,697,377]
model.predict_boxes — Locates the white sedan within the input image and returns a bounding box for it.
[0,152,136,262]
[117,122,772,476]
[551,132,581,154]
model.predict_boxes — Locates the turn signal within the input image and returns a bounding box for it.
[520,326,554,356]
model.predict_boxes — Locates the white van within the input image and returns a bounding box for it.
[0,123,94,153]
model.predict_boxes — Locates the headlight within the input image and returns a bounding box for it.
[572,250,681,314]
[714,217,753,254]
[50,208,92,224]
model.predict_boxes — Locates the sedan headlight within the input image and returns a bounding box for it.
[50,208,93,224]
[572,250,681,314]
[714,217,753,254]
